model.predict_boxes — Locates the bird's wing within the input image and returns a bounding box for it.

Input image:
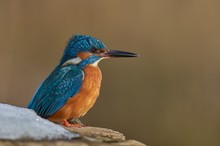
[27,65,84,117]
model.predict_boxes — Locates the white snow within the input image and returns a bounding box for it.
[0,103,79,140]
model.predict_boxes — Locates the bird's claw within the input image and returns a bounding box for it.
[61,118,86,127]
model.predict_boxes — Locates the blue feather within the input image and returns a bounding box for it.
[27,65,83,117]
[60,35,106,65]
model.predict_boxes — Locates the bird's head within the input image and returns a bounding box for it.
[60,35,137,67]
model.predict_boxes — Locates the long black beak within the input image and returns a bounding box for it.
[103,50,138,58]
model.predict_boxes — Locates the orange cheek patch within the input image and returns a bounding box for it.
[77,52,92,59]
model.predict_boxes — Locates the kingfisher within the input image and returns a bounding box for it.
[27,34,137,127]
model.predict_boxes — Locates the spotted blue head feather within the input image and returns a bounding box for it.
[60,35,106,65]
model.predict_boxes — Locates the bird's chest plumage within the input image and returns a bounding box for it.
[69,65,102,117]
[48,65,102,122]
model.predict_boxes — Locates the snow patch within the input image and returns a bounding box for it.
[0,103,79,140]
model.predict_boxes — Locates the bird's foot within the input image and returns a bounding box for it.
[61,119,85,127]
[68,118,87,127]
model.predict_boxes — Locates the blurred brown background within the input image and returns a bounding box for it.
[1,0,220,146]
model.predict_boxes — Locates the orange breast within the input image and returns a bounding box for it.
[48,65,102,123]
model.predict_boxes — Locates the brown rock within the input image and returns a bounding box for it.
[65,126,126,142]
[0,139,146,146]
[0,126,146,146]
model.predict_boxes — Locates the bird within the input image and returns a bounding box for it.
[27,34,137,127]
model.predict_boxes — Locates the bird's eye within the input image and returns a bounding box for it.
[90,48,97,53]
[90,48,106,54]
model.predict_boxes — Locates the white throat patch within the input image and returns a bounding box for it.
[91,58,103,66]
[62,57,82,66]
